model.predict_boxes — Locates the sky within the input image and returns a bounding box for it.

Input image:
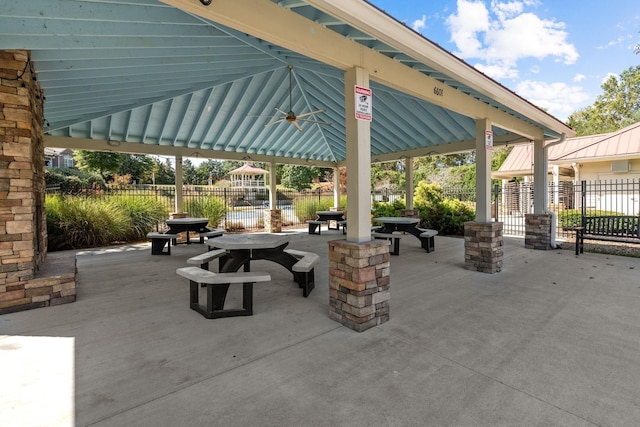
[368,0,640,122]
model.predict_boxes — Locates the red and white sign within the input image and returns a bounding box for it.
[354,85,372,121]
[485,130,493,150]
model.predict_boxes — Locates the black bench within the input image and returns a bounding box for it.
[307,220,327,235]
[147,232,179,255]
[566,215,640,255]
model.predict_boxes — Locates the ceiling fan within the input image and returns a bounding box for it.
[262,65,330,132]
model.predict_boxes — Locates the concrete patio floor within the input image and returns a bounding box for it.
[2,230,640,426]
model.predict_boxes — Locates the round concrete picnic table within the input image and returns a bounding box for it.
[165,217,210,244]
[315,210,345,230]
[372,216,422,238]
[205,233,301,309]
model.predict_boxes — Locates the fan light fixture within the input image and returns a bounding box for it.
[251,65,330,132]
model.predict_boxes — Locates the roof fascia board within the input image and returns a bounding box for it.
[158,0,544,140]
[44,136,338,168]
[307,0,573,137]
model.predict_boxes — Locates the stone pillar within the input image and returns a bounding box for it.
[400,209,419,218]
[525,214,551,250]
[328,239,390,332]
[1,50,75,314]
[264,209,281,233]
[464,221,503,274]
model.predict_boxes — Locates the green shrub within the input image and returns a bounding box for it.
[414,182,475,235]
[45,168,105,193]
[294,196,333,221]
[108,195,169,241]
[557,209,582,228]
[45,195,130,250]
[558,209,628,228]
[184,197,226,227]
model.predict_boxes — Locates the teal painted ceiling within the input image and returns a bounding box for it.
[0,0,569,165]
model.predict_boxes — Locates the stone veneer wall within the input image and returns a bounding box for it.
[328,239,390,332]
[464,221,504,274]
[264,209,281,233]
[524,214,552,250]
[0,50,76,314]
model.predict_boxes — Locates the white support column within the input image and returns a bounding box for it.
[552,165,559,206]
[269,161,277,208]
[333,166,340,208]
[475,119,492,222]
[533,138,546,214]
[405,157,414,210]
[175,155,184,214]
[344,66,371,243]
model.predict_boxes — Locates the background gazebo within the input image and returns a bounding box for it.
[229,164,267,188]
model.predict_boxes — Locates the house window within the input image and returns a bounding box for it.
[63,155,74,168]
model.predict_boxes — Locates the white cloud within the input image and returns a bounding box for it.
[475,61,519,80]
[515,80,590,120]
[573,73,586,82]
[446,0,578,80]
[446,0,490,58]
[411,15,427,32]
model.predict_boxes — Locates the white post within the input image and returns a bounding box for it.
[552,165,559,206]
[533,138,546,214]
[333,166,340,208]
[405,157,414,210]
[269,161,277,208]
[175,155,184,214]
[475,119,492,222]
[344,66,371,243]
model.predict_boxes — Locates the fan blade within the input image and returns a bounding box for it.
[248,114,280,118]
[274,107,288,115]
[296,109,325,118]
[297,118,331,125]
[292,121,303,132]
[265,118,286,126]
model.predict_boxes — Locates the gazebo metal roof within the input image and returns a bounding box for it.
[1,0,573,167]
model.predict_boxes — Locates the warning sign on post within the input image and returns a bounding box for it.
[355,85,372,121]
[485,130,493,150]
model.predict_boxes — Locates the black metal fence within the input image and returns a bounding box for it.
[47,179,640,237]
[47,184,337,231]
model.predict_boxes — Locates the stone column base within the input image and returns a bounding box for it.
[328,239,390,332]
[264,209,282,233]
[464,221,503,274]
[170,212,189,219]
[400,209,419,218]
[525,214,551,250]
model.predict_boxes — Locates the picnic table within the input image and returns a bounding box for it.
[165,217,210,244]
[204,233,317,310]
[372,216,438,253]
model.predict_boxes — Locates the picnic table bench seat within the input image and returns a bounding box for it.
[417,228,438,253]
[371,232,402,255]
[176,266,271,319]
[199,228,224,243]
[306,219,327,235]
[147,232,179,255]
[187,248,227,271]
[283,249,320,297]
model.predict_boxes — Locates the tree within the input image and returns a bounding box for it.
[281,165,319,191]
[118,154,155,183]
[182,159,198,185]
[74,150,122,180]
[567,65,640,136]
[152,157,175,184]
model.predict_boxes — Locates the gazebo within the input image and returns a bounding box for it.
[229,164,267,188]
